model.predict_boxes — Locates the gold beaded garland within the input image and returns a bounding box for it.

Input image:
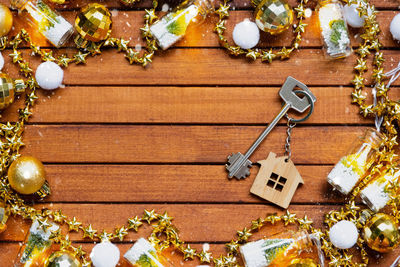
[0,4,13,37]
[8,156,46,195]
[363,213,400,253]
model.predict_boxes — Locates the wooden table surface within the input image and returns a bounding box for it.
[1,0,400,266]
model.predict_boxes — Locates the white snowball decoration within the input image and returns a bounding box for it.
[343,4,372,28]
[390,13,400,41]
[90,241,120,267]
[0,52,4,71]
[35,61,64,90]
[232,19,260,49]
[329,220,358,249]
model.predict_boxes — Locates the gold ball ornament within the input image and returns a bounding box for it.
[8,156,46,195]
[75,3,112,42]
[363,213,400,253]
[45,251,81,267]
[288,258,318,267]
[0,4,13,37]
[253,0,293,34]
[0,73,25,110]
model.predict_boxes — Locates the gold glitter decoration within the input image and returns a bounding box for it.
[45,251,81,267]
[253,0,294,34]
[288,258,318,267]
[363,213,400,253]
[75,3,112,43]
[0,73,25,110]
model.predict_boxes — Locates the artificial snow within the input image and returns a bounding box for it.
[327,159,360,195]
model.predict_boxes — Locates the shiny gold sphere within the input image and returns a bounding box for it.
[288,258,318,267]
[363,213,400,253]
[254,0,293,34]
[75,3,112,42]
[0,4,13,37]
[0,73,16,110]
[8,156,46,195]
[45,251,81,267]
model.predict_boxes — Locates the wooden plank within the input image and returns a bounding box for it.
[1,242,400,267]
[0,0,396,10]
[0,204,334,242]
[3,48,400,86]
[5,10,400,48]
[42,164,336,203]
[1,86,380,124]
[22,125,365,164]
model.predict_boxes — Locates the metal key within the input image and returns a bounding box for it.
[226,76,316,179]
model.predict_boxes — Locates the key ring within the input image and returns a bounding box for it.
[285,89,315,123]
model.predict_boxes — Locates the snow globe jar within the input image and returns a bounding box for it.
[11,0,74,47]
[360,165,400,212]
[317,0,352,59]
[15,220,59,266]
[149,0,214,50]
[239,230,324,267]
[327,128,383,195]
[124,238,174,267]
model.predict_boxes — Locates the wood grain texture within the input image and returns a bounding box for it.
[1,0,400,265]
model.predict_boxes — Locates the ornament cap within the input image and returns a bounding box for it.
[13,79,25,94]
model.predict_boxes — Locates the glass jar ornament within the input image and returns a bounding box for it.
[124,238,174,267]
[8,156,51,197]
[149,0,215,50]
[251,0,293,34]
[15,220,59,266]
[0,4,13,37]
[239,230,324,267]
[363,213,400,253]
[10,0,74,47]
[360,164,400,212]
[44,251,81,267]
[317,0,352,59]
[74,3,112,48]
[0,201,9,234]
[327,128,383,195]
[0,72,25,110]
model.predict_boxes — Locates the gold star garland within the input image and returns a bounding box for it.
[214,0,308,62]
[0,0,399,266]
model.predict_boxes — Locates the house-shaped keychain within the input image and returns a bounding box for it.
[250,152,304,209]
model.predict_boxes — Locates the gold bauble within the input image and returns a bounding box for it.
[75,3,112,42]
[0,4,13,37]
[0,202,8,233]
[363,213,400,253]
[8,156,46,195]
[253,0,293,34]
[45,251,81,267]
[0,73,25,110]
[288,258,318,267]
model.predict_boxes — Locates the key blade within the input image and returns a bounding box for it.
[226,152,252,179]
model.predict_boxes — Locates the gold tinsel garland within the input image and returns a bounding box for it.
[0,0,399,266]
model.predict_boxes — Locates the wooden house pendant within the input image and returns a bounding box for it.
[250,152,304,209]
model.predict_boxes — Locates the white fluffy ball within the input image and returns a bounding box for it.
[232,19,260,49]
[390,13,400,41]
[343,4,365,28]
[0,52,4,71]
[90,241,120,267]
[35,61,64,90]
[329,220,358,249]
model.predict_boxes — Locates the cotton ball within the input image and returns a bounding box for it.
[35,61,64,90]
[90,241,120,267]
[329,220,358,249]
[390,14,400,41]
[232,19,260,49]
[343,4,364,28]
[0,52,3,71]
